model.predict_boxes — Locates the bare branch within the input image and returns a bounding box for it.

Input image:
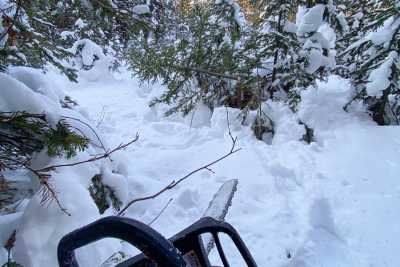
[36,134,139,173]
[61,115,107,154]
[118,133,240,216]
[225,106,238,152]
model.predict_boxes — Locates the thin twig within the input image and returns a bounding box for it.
[205,167,215,174]
[148,198,173,226]
[61,115,107,154]
[36,134,139,173]
[118,134,240,215]
[96,106,107,128]
[225,106,238,152]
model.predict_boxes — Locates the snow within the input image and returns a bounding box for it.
[0,212,22,260]
[0,72,61,123]
[34,70,399,266]
[297,4,326,37]
[289,198,368,267]
[9,66,66,103]
[1,67,400,267]
[346,17,400,52]
[302,35,333,73]
[366,51,397,97]
[298,75,373,137]
[336,11,349,33]
[132,4,151,15]
[71,38,104,67]
[231,0,246,28]
[101,162,129,204]
[14,162,120,267]
[263,101,305,144]
[70,38,114,81]
[368,17,400,47]
[75,18,87,29]
[187,101,212,128]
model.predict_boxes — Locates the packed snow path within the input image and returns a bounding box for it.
[65,73,399,267]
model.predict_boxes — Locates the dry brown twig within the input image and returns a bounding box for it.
[118,110,240,216]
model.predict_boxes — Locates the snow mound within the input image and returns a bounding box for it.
[71,39,114,82]
[262,101,305,144]
[188,101,212,128]
[14,161,120,267]
[9,66,66,103]
[0,68,127,266]
[0,72,61,123]
[298,76,373,139]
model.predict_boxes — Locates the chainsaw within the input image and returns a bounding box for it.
[58,179,257,267]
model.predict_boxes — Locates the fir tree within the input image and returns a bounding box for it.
[0,112,90,210]
[254,0,315,107]
[0,112,89,173]
[0,0,153,79]
[0,0,151,213]
[296,0,344,78]
[339,0,400,125]
[129,0,252,116]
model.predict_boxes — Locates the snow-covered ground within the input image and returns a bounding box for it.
[1,69,399,266]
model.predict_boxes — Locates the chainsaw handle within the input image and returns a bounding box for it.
[57,216,187,267]
[175,217,257,267]
[119,217,257,267]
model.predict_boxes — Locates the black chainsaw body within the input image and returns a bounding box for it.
[58,216,257,267]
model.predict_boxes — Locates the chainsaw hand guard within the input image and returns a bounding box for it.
[57,216,186,267]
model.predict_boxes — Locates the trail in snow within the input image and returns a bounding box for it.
[64,72,399,267]
[67,74,309,265]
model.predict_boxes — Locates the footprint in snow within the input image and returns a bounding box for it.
[286,198,368,267]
